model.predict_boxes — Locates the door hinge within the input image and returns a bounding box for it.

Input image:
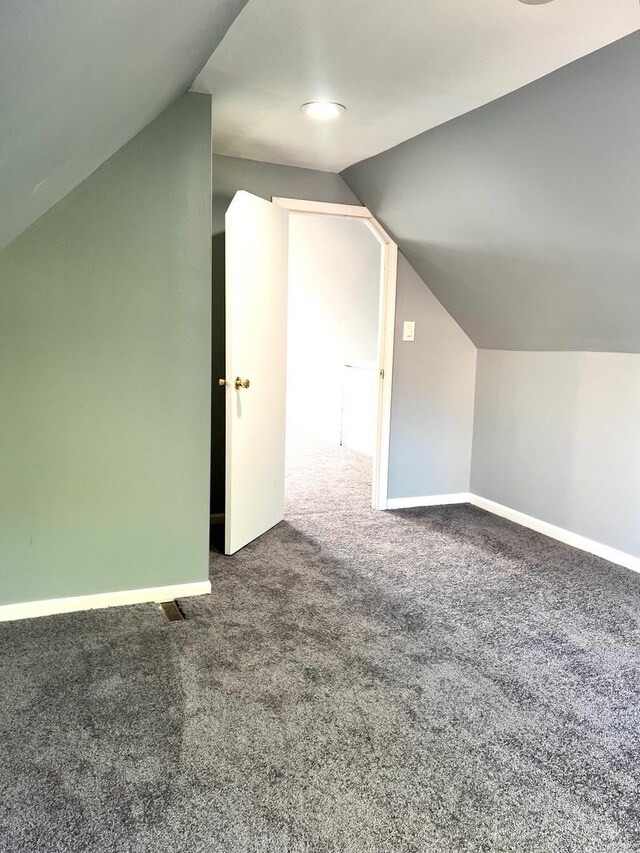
[379,368,385,380]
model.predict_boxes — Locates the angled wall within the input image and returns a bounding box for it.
[0,0,246,252]
[342,31,640,354]
[0,93,213,608]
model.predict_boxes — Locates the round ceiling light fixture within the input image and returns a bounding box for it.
[300,101,346,120]
[518,0,554,4]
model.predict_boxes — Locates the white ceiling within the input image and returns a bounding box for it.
[193,0,640,172]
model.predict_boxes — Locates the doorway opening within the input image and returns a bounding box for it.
[282,209,384,515]
[216,193,397,555]
[274,198,397,515]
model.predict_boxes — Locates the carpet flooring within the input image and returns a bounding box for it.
[1,442,640,852]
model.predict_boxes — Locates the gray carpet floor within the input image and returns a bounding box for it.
[1,441,640,852]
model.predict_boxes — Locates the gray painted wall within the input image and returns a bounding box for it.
[0,0,246,252]
[389,256,476,499]
[212,155,360,234]
[211,156,478,504]
[471,350,640,558]
[343,32,640,353]
[0,93,213,606]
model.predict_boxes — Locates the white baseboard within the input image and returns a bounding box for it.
[384,490,639,574]
[386,493,471,510]
[0,580,211,623]
[469,494,640,574]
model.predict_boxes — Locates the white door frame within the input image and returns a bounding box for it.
[273,197,397,511]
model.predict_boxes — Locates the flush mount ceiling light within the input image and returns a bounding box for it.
[300,101,346,120]
[518,0,554,4]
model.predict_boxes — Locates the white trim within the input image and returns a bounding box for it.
[373,241,397,510]
[469,495,640,574]
[273,197,372,219]
[384,491,639,574]
[386,493,471,509]
[0,580,211,623]
[273,195,397,511]
[363,216,394,246]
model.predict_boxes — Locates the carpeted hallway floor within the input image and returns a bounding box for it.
[1,441,640,852]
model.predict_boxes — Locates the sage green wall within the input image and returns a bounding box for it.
[0,92,213,606]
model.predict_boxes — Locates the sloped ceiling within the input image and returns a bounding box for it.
[343,33,640,354]
[194,0,639,172]
[0,0,247,252]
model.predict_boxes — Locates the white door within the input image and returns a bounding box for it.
[223,191,289,555]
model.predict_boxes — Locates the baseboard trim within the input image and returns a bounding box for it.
[0,580,212,624]
[386,493,471,509]
[384,490,639,574]
[469,494,640,574]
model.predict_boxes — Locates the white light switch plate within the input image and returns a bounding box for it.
[403,321,415,342]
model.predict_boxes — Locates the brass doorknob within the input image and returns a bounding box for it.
[235,377,250,389]
[218,378,228,387]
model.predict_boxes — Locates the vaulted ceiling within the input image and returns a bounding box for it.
[196,0,639,353]
[343,33,640,353]
[194,0,639,171]
[0,0,247,251]
[2,0,639,353]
